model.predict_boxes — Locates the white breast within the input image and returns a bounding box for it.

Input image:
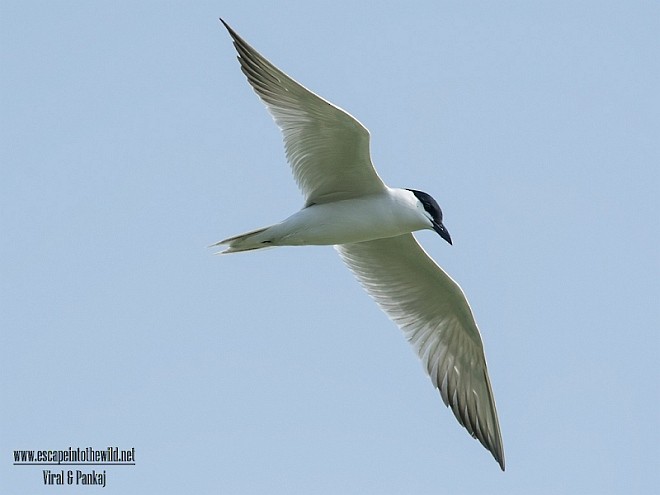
[267,188,431,246]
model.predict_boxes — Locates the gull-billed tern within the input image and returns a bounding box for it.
[215,19,505,470]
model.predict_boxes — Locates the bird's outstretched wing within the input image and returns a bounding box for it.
[221,19,386,206]
[337,234,505,470]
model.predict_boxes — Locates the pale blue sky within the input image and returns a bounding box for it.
[2,1,658,494]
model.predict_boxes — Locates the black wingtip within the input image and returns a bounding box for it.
[492,441,505,471]
[218,18,248,51]
[219,17,240,40]
[219,17,232,35]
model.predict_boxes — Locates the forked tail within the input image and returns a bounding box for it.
[210,226,271,254]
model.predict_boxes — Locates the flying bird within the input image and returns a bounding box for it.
[215,19,505,470]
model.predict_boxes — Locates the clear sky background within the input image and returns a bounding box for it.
[2,1,658,494]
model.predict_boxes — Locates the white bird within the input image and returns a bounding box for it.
[216,19,505,470]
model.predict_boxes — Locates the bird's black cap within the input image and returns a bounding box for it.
[407,189,452,245]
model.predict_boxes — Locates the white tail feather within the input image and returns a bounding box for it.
[210,226,272,254]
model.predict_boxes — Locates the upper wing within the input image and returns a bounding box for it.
[336,234,505,470]
[221,19,387,206]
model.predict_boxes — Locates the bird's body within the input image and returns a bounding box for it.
[221,188,431,252]
[216,19,505,470]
